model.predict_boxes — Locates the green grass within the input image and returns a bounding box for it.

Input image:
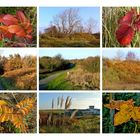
[103,7,140,47]
[46,73,74,90]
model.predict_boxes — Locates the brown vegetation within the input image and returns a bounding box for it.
[103,51,140,90]
[0,54,36,90]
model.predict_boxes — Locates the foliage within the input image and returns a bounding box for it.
[103,58,140,90]
[104,99,140,126]
[39,55,73,74]
[0,7,36,47]
[0,54,36,90]
[0,93,36,133]
[103,93,140,133]
[103,7,140,47]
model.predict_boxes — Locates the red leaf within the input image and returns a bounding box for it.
[2,14,18,26]
[8,25,23,33]
[0,25,13,39]
[16,11,27,23]
[8,25,26,37]
[118,9,136,25]
[16,30,26,37]
[26,34,32,39]
[116,24,134,46]
[0,34,3,41]
[0,14,4,22]
[134,15,140,31]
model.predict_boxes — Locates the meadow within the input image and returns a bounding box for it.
[103,51,140,90]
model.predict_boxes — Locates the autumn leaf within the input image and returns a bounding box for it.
[116,8,140,46]
[16,11,28,23]
[118,9,136,25]
[116,24,134,46]
[105,99,140,126]
[104,99,134,110]
[2,14,18,26]
[0,10,33,44]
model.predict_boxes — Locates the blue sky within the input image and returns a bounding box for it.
[39,48,100,59]
[39,7,100,33]
[39,92,100,110]
[0,49,37,57]
[103,49,140,59]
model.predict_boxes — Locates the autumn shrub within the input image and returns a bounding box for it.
[81,56,100,73]
[67,68,100,90]
[1,68,36,90]
[16,72,36,90]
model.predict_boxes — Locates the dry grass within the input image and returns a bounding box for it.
[67,67,100,90]
[103,59,140,90]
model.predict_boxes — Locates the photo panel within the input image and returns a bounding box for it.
[0,7,37,47]
[39,48,100,90]
[39,92,100,133]
[0,48,37,90]
[103,7,140,48]
[0,92,37,133]
[102,48,140,90]
[39,7,100,47]
[103,92,140,133]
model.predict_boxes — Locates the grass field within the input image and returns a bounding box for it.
[40,33,100,47]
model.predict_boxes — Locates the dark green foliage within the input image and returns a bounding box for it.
[103,93,140,133]
[39,55,74,74]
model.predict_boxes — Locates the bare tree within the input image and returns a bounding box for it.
[85,18,97,33]
[125,51,137,61]
[115,50,124,60]
[52,8,82,34]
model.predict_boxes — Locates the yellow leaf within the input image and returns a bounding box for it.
[0,100,7,106]
[114,110,131,126]
[132,107,140,121]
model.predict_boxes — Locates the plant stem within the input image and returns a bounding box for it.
[134,122,138,133]
[109,93,115,133]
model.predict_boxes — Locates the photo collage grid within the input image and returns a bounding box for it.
[0,6,140,133]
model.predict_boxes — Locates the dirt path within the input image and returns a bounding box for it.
[39,69,70,90]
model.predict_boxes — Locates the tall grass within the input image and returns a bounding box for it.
[103,7,140,47]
